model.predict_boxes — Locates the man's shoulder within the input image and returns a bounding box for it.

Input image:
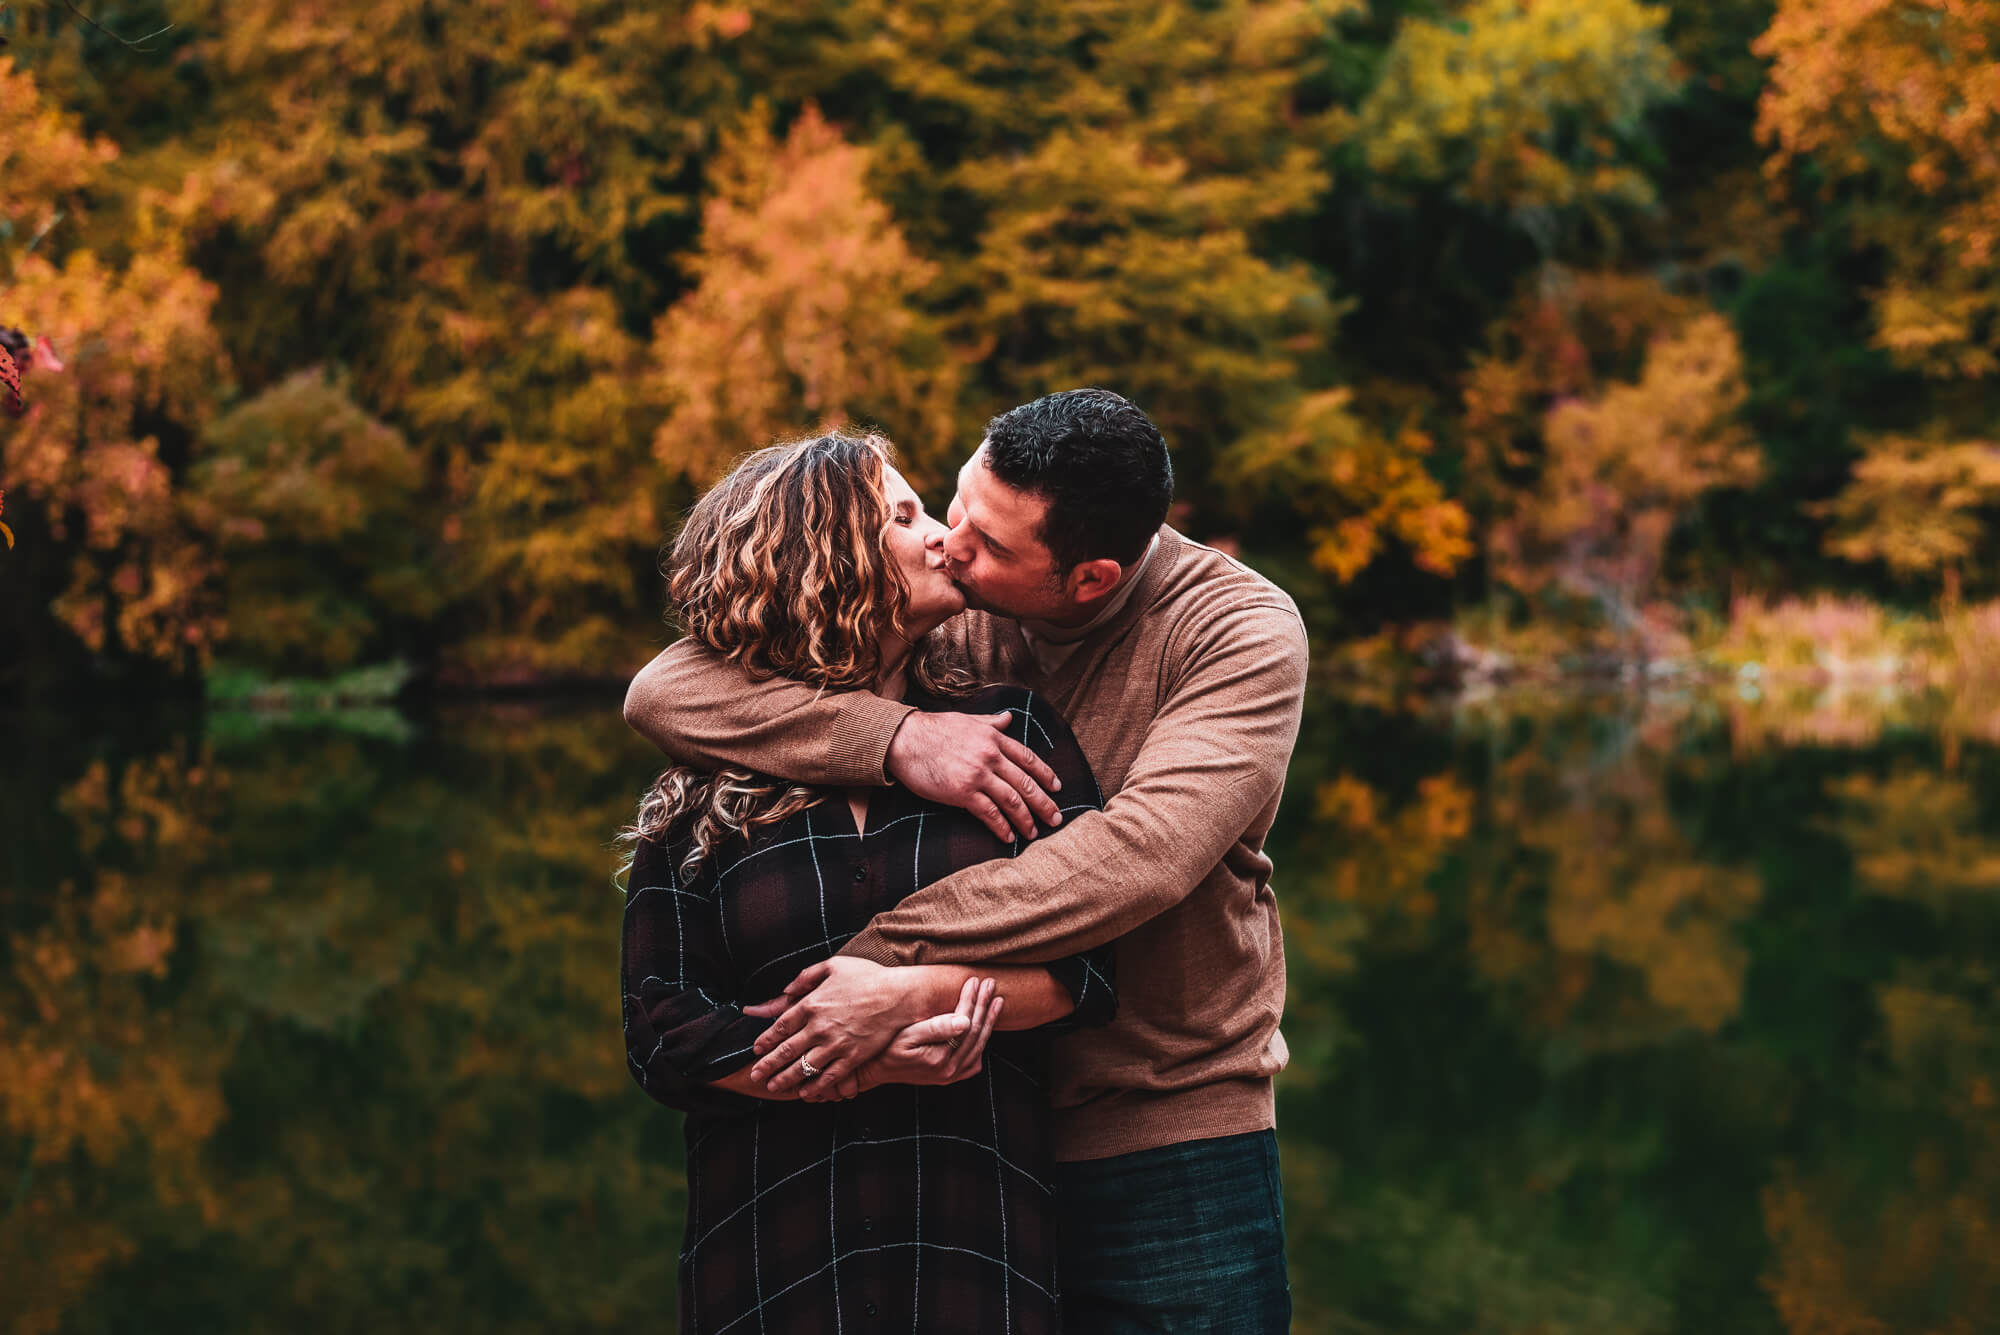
[1146,531,1305,644]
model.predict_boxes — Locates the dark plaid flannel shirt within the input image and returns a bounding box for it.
[622,686,1116,1334]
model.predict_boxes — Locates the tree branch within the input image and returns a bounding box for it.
[52,1,175,52]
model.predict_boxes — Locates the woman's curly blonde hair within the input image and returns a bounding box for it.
[621,431,969,882]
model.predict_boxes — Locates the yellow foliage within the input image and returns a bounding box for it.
[1828,769,2000,906]
[1815,434,2000,579]
[1543,843,1759,1034]
[1457,705,1765,1042]
[1356,0,1678,211]
[1756,0,2000,379]
[1311,770,1473,926]
[0,56,115,241]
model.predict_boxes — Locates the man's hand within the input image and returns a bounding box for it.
[799,979,1002,1103]
[886,710,1062,842]
[745,957,943,1094]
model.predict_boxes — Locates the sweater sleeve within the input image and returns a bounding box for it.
[973,686,1118,1033]
[620,841,773,1116]
[623,637,914,788]
[839,603,1308,967]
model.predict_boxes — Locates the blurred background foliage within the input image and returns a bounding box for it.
[3,0,1996,693]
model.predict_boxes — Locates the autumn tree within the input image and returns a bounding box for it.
[1755,0,2000,590]
[115,2,755,678]
[186,369,433,673]
[1464,273,1759,643]
[647,104,962,487]
[0,56,225,670]
[730,0,1472,585]
[1756,0,2000,382]
[2,711,688,1332]
[1815,434,2000,590]
[1354,0,1679,225]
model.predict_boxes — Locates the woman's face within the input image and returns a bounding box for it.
[880,463,965,635]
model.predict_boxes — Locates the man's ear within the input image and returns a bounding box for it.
[1066,557,1128,608]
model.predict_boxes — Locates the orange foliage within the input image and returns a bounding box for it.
[1226,390,1473,582]
[0,58,227,662]
[0,56,114,240]
[1756,0,2000,379]
[1815,434,2000,580]
[648,105,961,486]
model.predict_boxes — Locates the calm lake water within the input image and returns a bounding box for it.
[5,684,1996,1332]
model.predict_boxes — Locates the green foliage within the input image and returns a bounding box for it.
[191,370,430,673]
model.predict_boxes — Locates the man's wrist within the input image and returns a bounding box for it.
[881,710,920,786]
[898,966,966,1024]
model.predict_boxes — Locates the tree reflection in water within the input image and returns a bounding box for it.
[3,687,1996,1332]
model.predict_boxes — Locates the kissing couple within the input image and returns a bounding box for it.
[621,388,1307,1333]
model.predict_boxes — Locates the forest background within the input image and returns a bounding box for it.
[2,0,1996,698]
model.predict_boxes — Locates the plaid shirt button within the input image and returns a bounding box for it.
[850,865,866,881]
[864,1302,878,1316]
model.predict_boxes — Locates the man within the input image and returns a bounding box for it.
[624,388,1307,1332]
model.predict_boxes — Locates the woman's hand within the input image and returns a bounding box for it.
[800,977,1003,1103]
[746,957,944,1094]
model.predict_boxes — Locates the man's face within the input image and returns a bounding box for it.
[940,446,1074,622]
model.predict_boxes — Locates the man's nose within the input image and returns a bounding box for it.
[940,522,974,562]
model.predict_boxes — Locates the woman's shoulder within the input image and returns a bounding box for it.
[625,822,733,897]
[624,831,688,896]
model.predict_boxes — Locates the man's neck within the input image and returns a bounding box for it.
[1022,536,1158,639]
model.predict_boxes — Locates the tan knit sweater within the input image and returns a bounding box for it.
[623,527,1309,1161]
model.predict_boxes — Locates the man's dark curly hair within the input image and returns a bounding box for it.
[980,388,1173,575]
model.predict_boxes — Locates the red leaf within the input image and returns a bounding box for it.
[0,345,21,415]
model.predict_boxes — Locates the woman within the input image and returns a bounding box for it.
[620,431,1113,1333]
